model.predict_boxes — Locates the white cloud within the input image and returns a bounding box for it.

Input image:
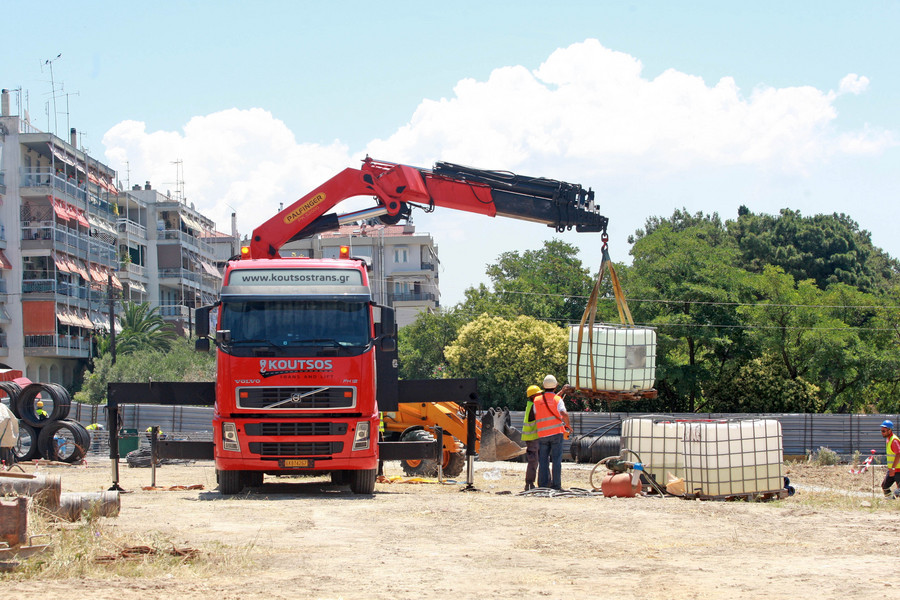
[101,39,895,305]
[368,40,890,178]
[839,73,870,95]
[103,109,353,237]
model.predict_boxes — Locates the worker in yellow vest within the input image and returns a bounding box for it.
[521,385,542,491]
[35,401,49,420]
[881,420,900,498]
[535,375,571,490]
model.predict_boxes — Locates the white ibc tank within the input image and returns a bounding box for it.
[682,420,784,497]
[567,325,656,392]
[621,418,684,487]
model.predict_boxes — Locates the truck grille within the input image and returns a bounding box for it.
[244,423,347,437]
[248,442,343,456]
[236,386,356,410]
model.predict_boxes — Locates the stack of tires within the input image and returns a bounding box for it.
[0,382,89,464]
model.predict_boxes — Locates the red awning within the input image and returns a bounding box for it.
[89,264,106,284]
[51,252,70,273]
[74,208,90,228]
[0,250,11,270]
[51,198,71,221]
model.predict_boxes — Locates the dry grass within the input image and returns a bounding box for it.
[1,501,256,581]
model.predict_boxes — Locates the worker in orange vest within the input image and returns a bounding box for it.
[534,375,571,490]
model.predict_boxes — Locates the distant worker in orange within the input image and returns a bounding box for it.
[521,385,542,491]
[881,420,900,499]
[535,375,571,490]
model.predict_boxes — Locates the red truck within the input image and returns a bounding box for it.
[107,158,607,494]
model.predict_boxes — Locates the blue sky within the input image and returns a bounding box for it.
[5,1,899,305]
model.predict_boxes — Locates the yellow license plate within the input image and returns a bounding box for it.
[280,458,312,468]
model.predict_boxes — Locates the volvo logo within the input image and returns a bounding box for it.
[290,393,303,404]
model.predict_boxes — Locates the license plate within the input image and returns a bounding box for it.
[280,458,313,468]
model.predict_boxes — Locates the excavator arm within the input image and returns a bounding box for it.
[247,157,608,259]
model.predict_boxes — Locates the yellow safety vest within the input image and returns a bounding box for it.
[887,433,900,469]
[521,400,538,441]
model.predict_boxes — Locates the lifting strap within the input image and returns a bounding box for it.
[574,235,634,391]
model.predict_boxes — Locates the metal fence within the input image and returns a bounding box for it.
[63,401,899,461]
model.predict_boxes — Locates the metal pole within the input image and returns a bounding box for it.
[150,427,158,488]
[463,400,478,491]
[108,272,116,364]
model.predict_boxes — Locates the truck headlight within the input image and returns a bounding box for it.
[352,421,370,451]
[222,422,240,452]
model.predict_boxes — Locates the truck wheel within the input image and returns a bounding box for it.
[443,450,465,478]
[400,429,438,477]
[218,469,245,495]
[246,471,264,487]
[331,470,349,486]
[349,468,376,494]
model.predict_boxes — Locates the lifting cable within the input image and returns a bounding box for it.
[574,232,635,392]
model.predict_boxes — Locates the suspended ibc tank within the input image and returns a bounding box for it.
[682,420,784,498]
[621,418,684,487]
[567,324,656,392]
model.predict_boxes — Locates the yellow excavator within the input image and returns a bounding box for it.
[380,403,525,477]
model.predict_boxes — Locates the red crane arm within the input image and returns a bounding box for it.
[247,157,606,259]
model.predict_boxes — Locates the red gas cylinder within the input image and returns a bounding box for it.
[600,471,642,497]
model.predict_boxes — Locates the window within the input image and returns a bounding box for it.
[393,247,408,263]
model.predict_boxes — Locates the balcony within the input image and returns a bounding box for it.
[390,292,436,303]
[24,334,91,358]
[117,218,148,239]
[159,304,190,319]
[158,268,201,284]
[157,229,213,255]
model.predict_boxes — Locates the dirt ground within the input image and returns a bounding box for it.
[3,457,899,600]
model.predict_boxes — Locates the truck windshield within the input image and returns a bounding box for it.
[221,299,370,354]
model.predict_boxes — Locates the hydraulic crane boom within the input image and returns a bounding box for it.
[247,157,608,259]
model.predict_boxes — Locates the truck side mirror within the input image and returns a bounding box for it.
[195,338,210,352]
[195,306,210,338]
[379,336,396,352]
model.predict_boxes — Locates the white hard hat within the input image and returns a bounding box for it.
[543,374,558,389]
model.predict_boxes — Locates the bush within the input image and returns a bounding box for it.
[808,446,840,466]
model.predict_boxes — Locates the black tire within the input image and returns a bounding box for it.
[37,420,88,463]
[349,468,377,494]
[400,428,438,477]
[218,469,245,495]
[246,471,264,487]
[12,422,39,461]
[443,451,465,478]
[331,470,350,486]
[0,382,21,418]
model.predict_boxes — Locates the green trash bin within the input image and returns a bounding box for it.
[118,428,140,457]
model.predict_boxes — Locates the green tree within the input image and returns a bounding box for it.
[444,314,567,409]
[75,337,215,405]
[728,207,896,292]
[95,301,177,357]
[625,213,752,412]
[398,308,468,379]
[483,239,594,322]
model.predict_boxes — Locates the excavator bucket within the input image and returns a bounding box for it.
[479,408,526,462]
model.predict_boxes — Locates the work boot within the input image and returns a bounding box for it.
[524,482,535,491]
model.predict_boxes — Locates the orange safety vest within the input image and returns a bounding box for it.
[534,391,566,438]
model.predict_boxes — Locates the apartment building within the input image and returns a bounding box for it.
[0,88,223,385]
[283,222,440,327]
